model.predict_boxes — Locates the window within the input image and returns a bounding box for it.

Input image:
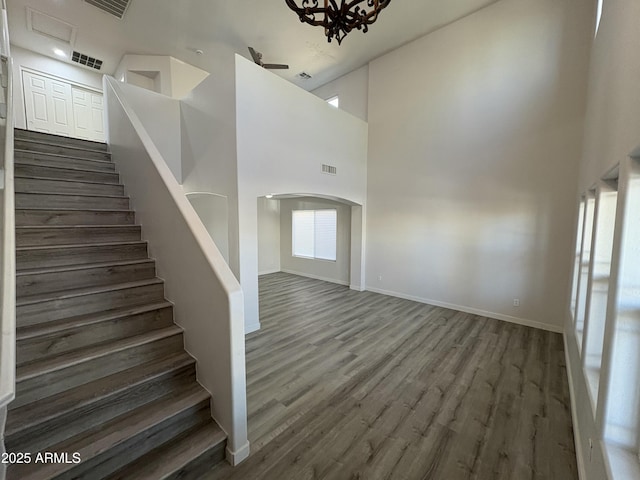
[595,0,603,35]
[292,209,337,261]
[326,96,339,108]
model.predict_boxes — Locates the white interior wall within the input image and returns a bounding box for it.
[114,82,182,183]
[280,197,351,285]
[566,0,640,479]
[187,193,230,266]
[11,45,103,129]
[235,54,368,332]
[115,55,209,100]
[257,197,281,275]
[312,65,369,122]
[362,0,593,333]
[169,57,209,100]
[180,55,240,278]
[115,55,171,96]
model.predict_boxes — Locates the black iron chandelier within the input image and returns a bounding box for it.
[284,0,391,45]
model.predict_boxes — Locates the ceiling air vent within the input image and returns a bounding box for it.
[84,0,131,19]
[297,72,312,80]
[72,51,103,70]
[322,164,337,175]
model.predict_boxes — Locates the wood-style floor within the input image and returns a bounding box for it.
[205,272,577,480]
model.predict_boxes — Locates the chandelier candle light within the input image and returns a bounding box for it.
[285,0,391,45]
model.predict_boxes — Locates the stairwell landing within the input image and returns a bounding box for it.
[6,128,226,480]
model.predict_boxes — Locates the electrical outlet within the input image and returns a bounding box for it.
[378,275,383,281]
[513,298,520,307]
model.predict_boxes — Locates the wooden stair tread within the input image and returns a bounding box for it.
[16,325,183,382]
[6,352,194,437]
[15,137,111,155]
[16,191,128,200]
[107,422,227,480]
[16,258,153,276]
[15,174,121,186]
[11,385,209,480]
[14,148,113,164]
[16,207,133,213]
[16,301,173,340]
[16,224,138,228]
[15,128,108,149]
[17,278,164,306]
[17,240,147,253]
[15,160,119,176]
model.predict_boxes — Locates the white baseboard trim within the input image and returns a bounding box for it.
[364,286,564,333]
[564,332,587,480]
[245,321,260,335]
[350,284,365,292]
[226,441,250,466]
[258,268,280,276]
[281,269,349,286]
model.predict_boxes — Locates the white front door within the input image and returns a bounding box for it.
[71,87,105,142]
[22,70,74,137]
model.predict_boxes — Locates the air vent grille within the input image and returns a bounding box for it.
[84,0,131,19]
[72,51,103,70]
[297,72,312,80]
[322,164,337,175]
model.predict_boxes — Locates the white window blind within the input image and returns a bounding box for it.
[292,209,337,261]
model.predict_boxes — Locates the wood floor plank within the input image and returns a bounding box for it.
[204,272,577,480]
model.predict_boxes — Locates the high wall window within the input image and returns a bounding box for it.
[292,209,337,261]
[595,0,604,35]
[583,180,618,410]
[326,96,339,108]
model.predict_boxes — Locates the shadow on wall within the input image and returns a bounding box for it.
[185,192,230,265]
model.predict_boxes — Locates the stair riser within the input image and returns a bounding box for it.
[7,365,195,453]
[17,261,155,297]
[17,282,166,327]
[14,139,111,161]
[163,438,226,480]
[15,163,120,184]
[17,243,148,270]
[16,193,129,210]
[15,151,115,172]
[16,210,135,227]
[16,177,124,196]
[15,130,109,152]
[13,334,185,409]
[16,226,141,247]
[17,306,173,365]
[62,403,211,480]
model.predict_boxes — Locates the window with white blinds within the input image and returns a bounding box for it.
[292,209,337,261]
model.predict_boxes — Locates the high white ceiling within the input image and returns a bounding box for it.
[7,0,499,91]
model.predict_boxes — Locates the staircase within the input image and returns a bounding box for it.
[5,129,227,480]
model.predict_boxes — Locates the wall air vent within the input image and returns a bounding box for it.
[297,72,312,80]
[322,164,337,175]
[72,51,103,70]
[84,0,131,19]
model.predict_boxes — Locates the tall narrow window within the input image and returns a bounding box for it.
[576,191,596,351]
[595,0,604,35]
[583,181,618,410]
[327,96,339,108]
[292,209,337,261]
[571,197,586,320]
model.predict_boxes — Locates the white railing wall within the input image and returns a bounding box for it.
[103,76,249,465]
[0,0,15,477]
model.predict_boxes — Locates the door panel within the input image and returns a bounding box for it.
[23,70,74,137]
[23,70,104,142]
[71,86,105,142]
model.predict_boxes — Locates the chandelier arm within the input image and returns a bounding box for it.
[284,0,390,43]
